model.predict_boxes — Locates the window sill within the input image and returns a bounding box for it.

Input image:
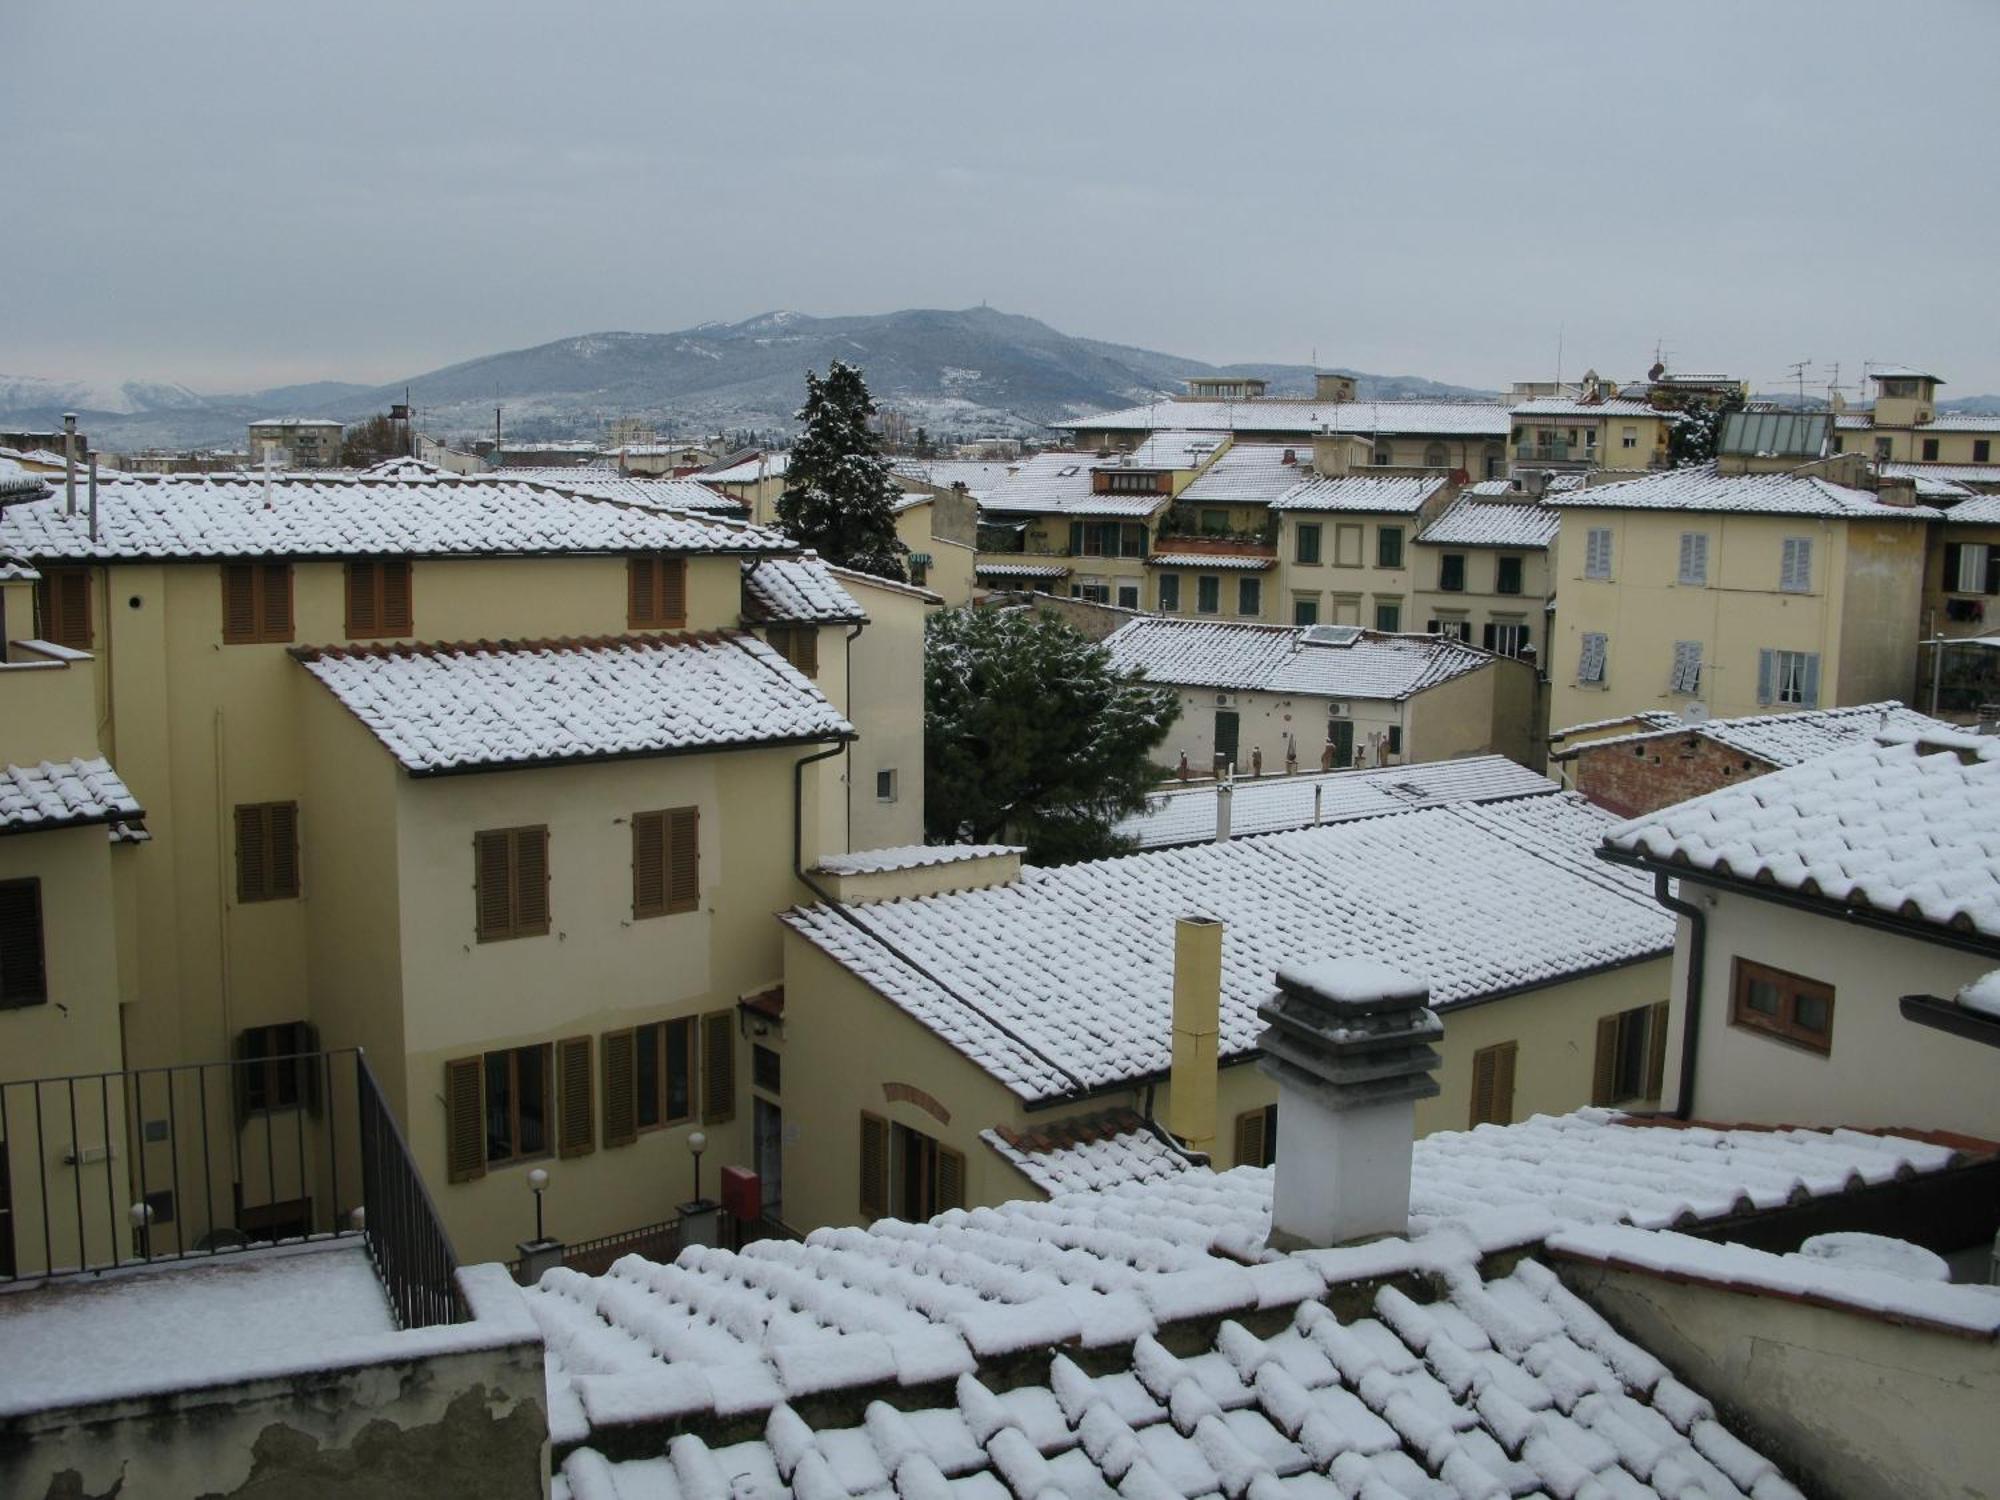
[476,928,552,944]
[485,1150,555,1173]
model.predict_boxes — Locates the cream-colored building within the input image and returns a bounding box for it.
[697,450,790,525]
[770,791,1673,1231]
[1546,457,1933,731]
[1833,367,2000,466]
[246,418,342,469]
[609,442,716,476]
[1265,467,1454,632]
[1412,480,1558,661]
[1509,394,1671,474]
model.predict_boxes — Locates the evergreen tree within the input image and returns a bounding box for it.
[1663,390,1746,468]
[924,606,1180,865]
[776,361,909,580]
[338,413,406,467]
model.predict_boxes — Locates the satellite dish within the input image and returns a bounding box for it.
[1681,701,1711,725]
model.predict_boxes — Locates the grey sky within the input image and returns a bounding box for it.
[9,0,1998,397]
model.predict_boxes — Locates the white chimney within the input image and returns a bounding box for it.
[1257,959,1441,1250]
[1215,770,1233,842]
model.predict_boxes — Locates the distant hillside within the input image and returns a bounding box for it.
[0,307,1496,449]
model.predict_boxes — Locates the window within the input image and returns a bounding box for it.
[1377,526,1404,569]
[1584,427,1598,450]
[34,568,91,650]
[627,554,688,628]
[1677,532,1709,587]
[1922,437,1940,462]
[1592,1003,1669,1104]
[1373,601,1401,632]
[1496,555,1523,595]
[1976,440,1991,464]
[908,555,928,588]
[234,802,300,903]
[1758,649,1819,707]
[1620,426,1638,450]
[0,879,48,1010]
[1104,471,1158,494]
[1293,597,1319,626]
[875,769,897,803]
[634,1018,696,1130]
[1237,577,1261,617]
[753,1044,781,1094]
[1234,1105,1278,1168]
[1779,537,1813,593]
[236,1021,318,1115]
[765,624,819,677]
[1578,631,1608,684]
[1731,959,1833,1054]
[442,1043,555,1179]
[220,562,293,645]
[1438,554,1466,593]
[1428,617,1470,643]
[1423,443,1448,469]
[1296,523,1322,565]
[1386,725,1402,754]
[1200,510,1230,536]
[344,558,413,637]
[1469,1042,1516,1127]
[1072,583,1110,604]
[894,1120,966,1220]
[1335,525,1363,567]
[474,826,550,942]
[1670,640,1703,695]
[1196,575,1220,614]
[1874,437,1893,461]
[1584,527,1614,580]
[1117,583,1139,609]
[1158,574,1181,612]
[1945,543,1999,596]
[1373,447,1392,466]
[1484,621,1530,657]
[631,807,698,918]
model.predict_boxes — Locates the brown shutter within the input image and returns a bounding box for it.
[632,811,666,918]
[514,827,550,934]
[475,831,513,940]
[557,1036,594,1158]
[1469,1049,1494,1127]
[627,556,656,628]
[1492,1041,1516,1124]
[382,559,412,633]
[1592,1015,1619,1106]
[445,1057,486,1183]
[261,563,293,639]
[222,564,258,644]
[666,807,700,913]
[936,1145,966,1213]
[1234,1109,1267,1168]
[268,803,300,898]
[235,805,268,903]
[1644,1002,1670,1101]
[659,557,686,626]
[859,1111,889,1219]
[701,1009,735,1124]
[56,570,91,649]
[795,625,818,677]
[0,879,48,1008]
[601,1029,637,1147]
[346,560,378,635]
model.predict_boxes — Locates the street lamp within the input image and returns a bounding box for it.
[687,1131,708,1203]
[527,1167,549,1244]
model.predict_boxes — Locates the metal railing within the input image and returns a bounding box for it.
[355,1054,464,1328]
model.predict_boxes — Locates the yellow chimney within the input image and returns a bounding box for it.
[1169,916,1223,1154]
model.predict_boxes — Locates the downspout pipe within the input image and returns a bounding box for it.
[1652,871,1706,1120]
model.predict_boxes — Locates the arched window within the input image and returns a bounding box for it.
[1423,443,1448,468]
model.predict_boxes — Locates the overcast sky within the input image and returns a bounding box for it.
[9,1,1998,397]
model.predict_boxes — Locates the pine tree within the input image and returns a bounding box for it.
[924,606,1180,864]
[776,361,909,580]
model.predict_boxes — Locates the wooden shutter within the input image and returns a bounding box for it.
[475,830,514,940]
[936,1145,966,1213]
[601,1029,637,1147]
[792,626,818,678]
[658,557,686,626]
[445,1057,486,1183]
[1591,1015,1619,1106]
[235,805,268,903]
[346,560,379,635]
[1644,1002,1670,1101]
[1944,543,1963,591]
[859,1112,889,1219]
[382,559,413,633]
[1234,1109,1267,1168]
[514,827,549,934]
[632,811,667,918]
[1469,1042,1516,1127]
[701,1009,735,1124]
[0,879,48,1008]
[222,564,258,643]
[261,563,292,639]
[557,1036,594,1158]
[666,807,699,914]
[627,556,656,628]
[268,803,300,899]
[1985,546,2000,597]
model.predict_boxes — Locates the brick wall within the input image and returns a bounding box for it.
[1571,733,1778,817]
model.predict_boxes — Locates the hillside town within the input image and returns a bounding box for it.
[6,5,2000,1498]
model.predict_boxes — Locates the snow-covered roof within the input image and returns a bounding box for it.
[1122,430,1226,470]
[248,416,343,430]
[1604,729,2000,941]
[490,468,748,514]
[972,561,1069,579]
[0,758,144,835]
[1942,493,2000,525]
[1062,399,1512,439]
[1837,410,2000,433]
[0,470,790,563]
[1545,464,1937,519]
[1417,493,1562,548]
[1267,472,1447,514]
[0,555,41,582]
[699,451,790,484]
[784,795,1671,1101]
[1880,461,2000,486]
[1118,755,1559,849]
[1511,397,1663,419]
[982,1108,1196,1197]
[1555,702,1955,769]
[1869,364,1941,382]
[1107,619,1493,700]
[295,632,853,775]
[741,555,867,625]
[1147,552,1275,571]
[1175,442,1317,505]
[531,1107,1957,1489]
[978,453,1167,518]
[890,458,1016,498]
[0,460,54,503]
[814,843,1021,877]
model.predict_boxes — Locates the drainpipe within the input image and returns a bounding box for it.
[841,619,865,849]
[1652,871,1707,1120]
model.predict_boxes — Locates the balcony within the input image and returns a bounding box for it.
[1514,440,1595,467]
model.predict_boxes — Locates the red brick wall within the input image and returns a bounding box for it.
[1572,734,1778,817]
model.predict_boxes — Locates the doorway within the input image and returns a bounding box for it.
[753,1096,783,1221]
[1214,710,1240,771]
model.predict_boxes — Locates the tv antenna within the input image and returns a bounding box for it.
[1786,359,1811,409]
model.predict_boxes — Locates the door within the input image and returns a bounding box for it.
[1214,710,1240,771]
[1329,718,1354,768]
[754,1096,782,1220]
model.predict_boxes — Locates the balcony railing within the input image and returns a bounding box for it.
[1,1048,462,1329]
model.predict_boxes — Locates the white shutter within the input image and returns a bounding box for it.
[1678,532,1708,586]
[1670,640,1702,694]
[1585,528,1613,580]
[1780,537,1812,592]
[1757,649,1776,705]
[1799,652,1821,708]
[1579,632,1607,684]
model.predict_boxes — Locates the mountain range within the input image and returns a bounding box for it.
[0,307,1493,451]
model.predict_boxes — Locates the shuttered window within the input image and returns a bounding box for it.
[701,1010,736,1124]
[34,568,92,650]
[1496,555,1523,595]
[1438,554,1466,593]
[0,879,48,1009]
[1779,537,1813,593]
[234,802,301,903]
[234,1021,320,1117]
[632,807,699,918]
[1234,1105,1278,1168]
[601,1029,638,1147]
[1669,640,1702,695]
[935,1144,966,1213]
[631,1017,695,1130]
[1944,542,2000,596]
[482,1043,552,1166]
[1584,528,1614,580]
[764,626,819,678]
[474,826,549,941]
[1577,631,1608,684]
[1469,1042,1516,1127]
[1593,1003,1672,1105]
[859,1111,889,1220]
[557,1036,594,1158]
[1757,649,1819,708]
[627,554,688,629]
[220,562,294,644]
[345,558,414,637]
[444,1057,485,1182]
[1677,532,1709,587]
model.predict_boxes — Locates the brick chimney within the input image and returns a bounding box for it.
[1256,959,1441,1250]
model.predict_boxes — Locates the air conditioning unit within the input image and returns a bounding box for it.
[1327,702,1348,717]
[1215,693,1235,707]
